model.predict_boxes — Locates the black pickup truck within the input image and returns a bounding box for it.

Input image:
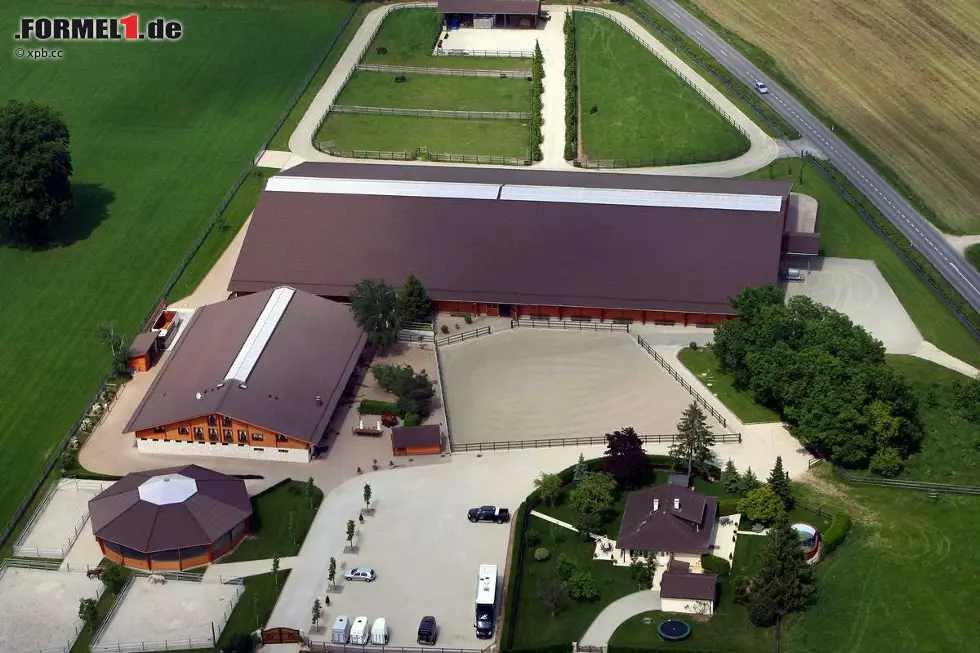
[467,505,510,524]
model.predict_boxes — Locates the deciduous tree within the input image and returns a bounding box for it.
[311,598,323,629]
[271,555,281,586]
[738,486,785,524]
[305,477,317,509]
[346,520,356,549]
[533,472,562,507]
[363,483,372,510]
[568,471,616,519]
[670,402,715,476]
[0,100,73,245]
[567,571,599,601]
[349,278,399,351]
[78,597,99,632]
[328,557,337,588]
[603,426,651,488]
[536,579,568,616]
[100,561,127,595]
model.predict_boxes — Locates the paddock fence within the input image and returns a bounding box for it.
[434,325,491,346]
[511,318,630,332]
[329,104,531,120]
[433,336,455,454]
[613,0,980,348]
[309,645,484,653]
[356,3,435,66]
[12,478,113,559]
[398,329,435,344]
[313,143,531,166]
[831,463,980,496]
[452,432,741,453]
[356,63,532,77]
[433,49,533,59]
[576,147,749,169]
[0,0,367,554]
[636,335,728,428]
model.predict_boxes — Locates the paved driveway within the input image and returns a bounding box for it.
[580,589,662,645]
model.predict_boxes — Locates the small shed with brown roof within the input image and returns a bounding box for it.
[89,464,252,571]
[437,0,541,29]
[127,332,160,373]
[390,424,443,456]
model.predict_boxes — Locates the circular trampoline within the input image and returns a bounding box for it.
[657,620,692,642]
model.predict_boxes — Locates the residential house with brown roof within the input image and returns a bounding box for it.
[124,287,368,463]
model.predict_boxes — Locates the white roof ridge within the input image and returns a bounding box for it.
[224,287,295,383]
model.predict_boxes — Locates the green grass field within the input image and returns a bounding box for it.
[576,12,749,163]
[885,356,980,484]
[315,113,530,157]
[677,347,782,424]
[0,0,352,535]
[744,160,980,368]
[363,8,533,70]
[220,480,323,562]
[965,244,980,273]
[784,467,980,653]
[335,71,533,112]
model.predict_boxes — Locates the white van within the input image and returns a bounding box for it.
[332,615,351,644]
[371,617,389,645]
[349,616,370,645]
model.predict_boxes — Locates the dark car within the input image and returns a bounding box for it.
[417,616,438,645]
[467,505,510,524]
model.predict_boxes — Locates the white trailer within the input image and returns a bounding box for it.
[475,564,498,640]
[371,617,389,645]
[350,616,370,645]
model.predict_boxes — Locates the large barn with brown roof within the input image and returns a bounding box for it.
[125,287,368,462]
[437,0,541,29]
[89,465,252,571]
[228,164,818,326]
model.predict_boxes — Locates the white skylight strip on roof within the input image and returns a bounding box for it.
[266,176,502,201]
[498,185,784,212]
[225,287,295,382]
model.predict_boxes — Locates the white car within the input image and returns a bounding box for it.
[754,81,770,94]
[345,567,377,582]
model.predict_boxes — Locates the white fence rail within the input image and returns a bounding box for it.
[13,478,113,559]
[356,63,531,77]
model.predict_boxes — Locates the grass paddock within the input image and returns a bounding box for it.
[335,71,533,112]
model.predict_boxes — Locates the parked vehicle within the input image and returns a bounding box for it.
[371,618,389,645]
[350,616,370,645]
[331,615,351,644]
[474,564,498,640]
[467,505,510,524]
[345,567,376,582]
[754,80,769,94]
[417,616,438,645]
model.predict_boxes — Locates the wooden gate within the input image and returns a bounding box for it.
[261,627,301,644]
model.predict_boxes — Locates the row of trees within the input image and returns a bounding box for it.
[349,275,431,350]
[714,285,922,474]
[724,456,794,523]
[0,100,74,246]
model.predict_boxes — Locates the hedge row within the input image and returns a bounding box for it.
[503,645,574,653]
[499,500,529,650]
[563,13,577,161]
[611,646,726,653]
[530,42,544,161]
[701,554,731,575]
[717,498,740,516]
[820,510,852,555]
[358,399,403,416]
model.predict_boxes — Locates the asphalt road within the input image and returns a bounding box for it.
[644,0,980,314]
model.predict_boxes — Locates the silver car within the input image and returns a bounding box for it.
[754,81,769,94]
[345,567,377,582]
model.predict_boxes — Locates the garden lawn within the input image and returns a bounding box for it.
[217,571,290,649]
[884,355,980,484]
[743,159,980,368]
[219,481,323,562]
[335,71,533,112]
[511,521,636,647]
[783,466,980,653]
[363,8,532,70]
[70,561,134,653]
[966,244,980,273]
[0,0,351,537]
[315,113,530,158]
[575,12,749,163]
[677,348,781,424]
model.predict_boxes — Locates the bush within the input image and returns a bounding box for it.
[749,596,777,627]
[464,315,472,324]
[525,528,541,547]
[499,502,527,649]
[534,547,550,561]
[821,511,852,555]
[567,571,599,600]
[403,412,421,427]
[554,553,576,580]
[869,447,903,477]
[700,554,731,575]
[689,341,699,351]
[717,498,740,516]
[359,399,403,417]
[732,576,753,605]
[440,324,449,334]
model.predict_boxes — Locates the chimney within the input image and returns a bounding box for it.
[316,395,323,406]
[673,498,680,510]
[653,499,659,511]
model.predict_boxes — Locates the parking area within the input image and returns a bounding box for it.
[94,577,242,651]
[0,564,102,653]
[14,478,113,558]
[273,446,604,647]
[440,22,551,53]
[784,257,923,353]
[439,329,722,445]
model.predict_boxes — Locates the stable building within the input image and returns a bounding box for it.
[89,465,252,571]
[124,287,368,463]
[437,0,541,29]
[229,164,818,326]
